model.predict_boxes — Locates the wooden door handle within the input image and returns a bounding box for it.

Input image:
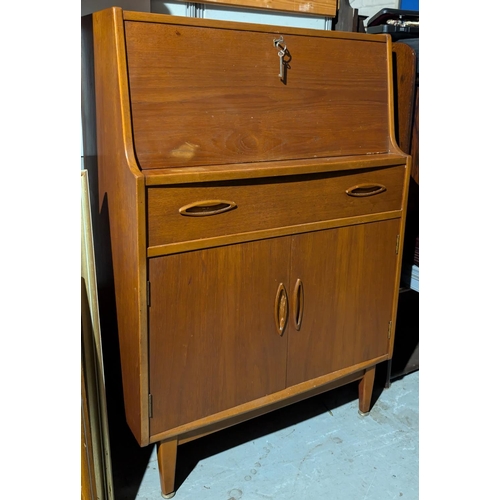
[346,183,387,197]
[179,199,237,216]
[274,283,288,336]
[292,278,304,330]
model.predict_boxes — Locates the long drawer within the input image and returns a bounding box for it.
[147,165,405,247]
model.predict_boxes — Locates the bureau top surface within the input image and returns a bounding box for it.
[110,10,395,171]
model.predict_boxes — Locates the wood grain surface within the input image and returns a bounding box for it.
[188,0,339,17]
[92,7,149,445]
[286,220,399,386]
[148,238,290,433]
[125,20,389,168]
[147,166,405,247]
[89,15,411,496]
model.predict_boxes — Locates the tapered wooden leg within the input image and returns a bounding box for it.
[157,438,178,499]
[358,366,376,416]
[385,359,393,389]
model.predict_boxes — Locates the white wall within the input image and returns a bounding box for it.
[151,1,333,29]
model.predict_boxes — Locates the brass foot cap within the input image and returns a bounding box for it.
[358,410,370,417]
[161,493,175,499]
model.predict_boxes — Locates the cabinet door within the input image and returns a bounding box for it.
[286,220,400,387]
[148,237,290,434]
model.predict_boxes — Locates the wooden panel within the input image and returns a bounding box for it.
[147,166,405,247]
[150,361,377,443]
[125,20,389,169]
[410,87,419,184]
[286,219,400,387]
[196,0,338,18]
[392,42,417,155]
[334,0,360,32]
[81,170,115,499]
[142,154,408,186]
[148,211,402,258]
[81,364,97,500]
[148,237,290,433]
[92,7,149,446]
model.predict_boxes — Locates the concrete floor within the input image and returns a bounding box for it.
[111,370,418,500]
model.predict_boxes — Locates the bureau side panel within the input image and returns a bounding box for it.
[92,7,149,446]
[388,157,412,359]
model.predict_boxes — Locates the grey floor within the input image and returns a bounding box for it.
[111,370,418,500]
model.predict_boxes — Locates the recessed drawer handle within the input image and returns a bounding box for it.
[179,200,237,217]
[346,184,387,197]
[292,279,304,331]
[274,283,288,336]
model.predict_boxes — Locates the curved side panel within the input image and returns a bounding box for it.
[92,7,149,446]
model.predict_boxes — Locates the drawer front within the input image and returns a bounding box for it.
[147,166,405,247]
[125,20,390,169]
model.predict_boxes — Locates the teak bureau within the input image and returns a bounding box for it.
[89,7,411,498]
